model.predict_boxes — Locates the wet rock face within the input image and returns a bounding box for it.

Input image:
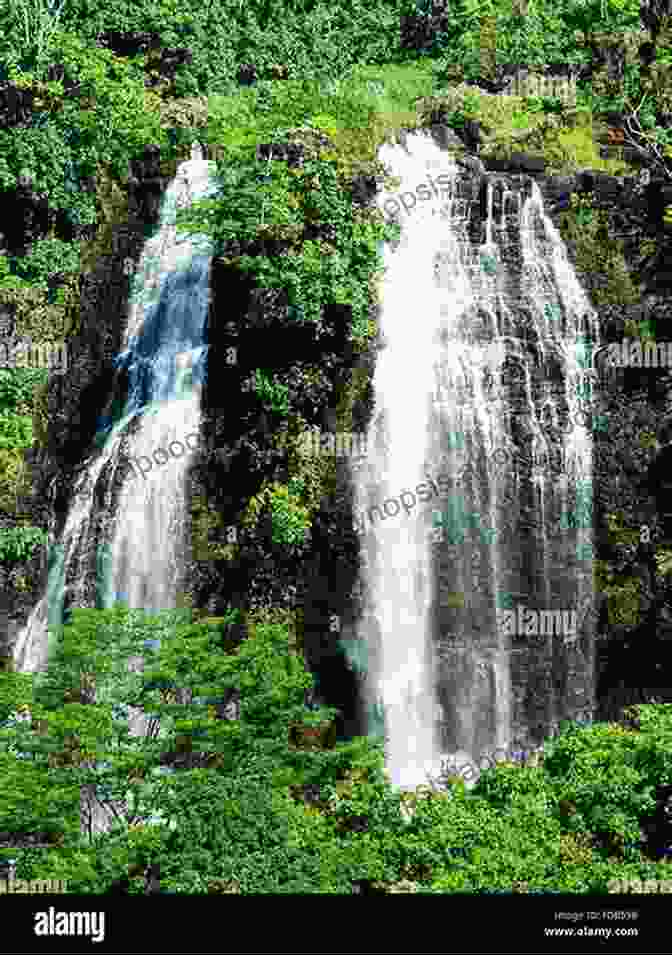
[127,144,168,224]
[485,152,546,174]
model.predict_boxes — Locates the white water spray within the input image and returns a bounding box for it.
[13,153,218,691]
[355,131,597,793]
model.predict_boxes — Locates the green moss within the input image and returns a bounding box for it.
[424,90,633,178]
[0,448,30,513]
[242,480,311,548]
[191,494,234,562]
[542,118,632,176]
[0,286,68,345]
[79,164,129,274]
[558,194,640,306]
[594,559,642,628]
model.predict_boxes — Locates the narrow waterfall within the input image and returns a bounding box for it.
[353,140,449,789]
[355,131,596,790]
[13,150,219,712]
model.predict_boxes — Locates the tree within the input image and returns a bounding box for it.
[0,604,369,891]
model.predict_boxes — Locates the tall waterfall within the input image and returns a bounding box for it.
[13,152,219,707]
[355,131,596,790]
[12,129,597,800]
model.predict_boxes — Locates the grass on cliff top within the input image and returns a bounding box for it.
[201,62,636,180]
[203,60,436,174]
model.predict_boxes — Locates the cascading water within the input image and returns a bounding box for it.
[12,128,597,809]
[13,146,219,729]
[355,131,596,791]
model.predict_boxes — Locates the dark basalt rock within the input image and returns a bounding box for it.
[145,47,194,88]
[0,83,36,131]
[96,31,162,57]
[96,31,192,91]
[591,172,624,201]
[237,63,258,87]
[127,144,170,225]
[256,141,306,168]
[400,0,451,54]
[349,172,379,208]
[0,185,56,256]
[459,119,483,153]
[465,68,515,95]
[641,0,672,43]
[485,152,546,175]
[544,173,578,208]
[430,123,466,152]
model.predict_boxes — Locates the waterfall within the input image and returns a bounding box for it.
[13,154,219,746]
[12,127,597,806]
[355,131,597,791]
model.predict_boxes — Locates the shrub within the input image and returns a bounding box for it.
[0,412,33,450]
[252,370,291,416]
[0,525,47,562]
[0,369,48,414]
[0,0,68,80]
[10,238,81,285]
[0,448,30,513]
[542,716,672,860]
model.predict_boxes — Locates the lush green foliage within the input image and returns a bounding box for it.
[0,525,48,561]
[253,369,291,415]
[0,0,671,900]
[46,0,410,94]
[0,0,68,80]
[1,603,671,894]
[0,411,33,449]
[413,0,637,79]
[541,715,672,857]
[0,369,48,413]
[178,79,400,349]
[9,238,81,285]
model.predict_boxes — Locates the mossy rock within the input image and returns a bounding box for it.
[384,878,419,893]
[190,494,235,561]
[79,164,129,273]
[558,832,595,866]
[207,879,241,894]
[534,116,632,177]
[0,447,32,513]
[558,201,640,306]
[32,378,49,449]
